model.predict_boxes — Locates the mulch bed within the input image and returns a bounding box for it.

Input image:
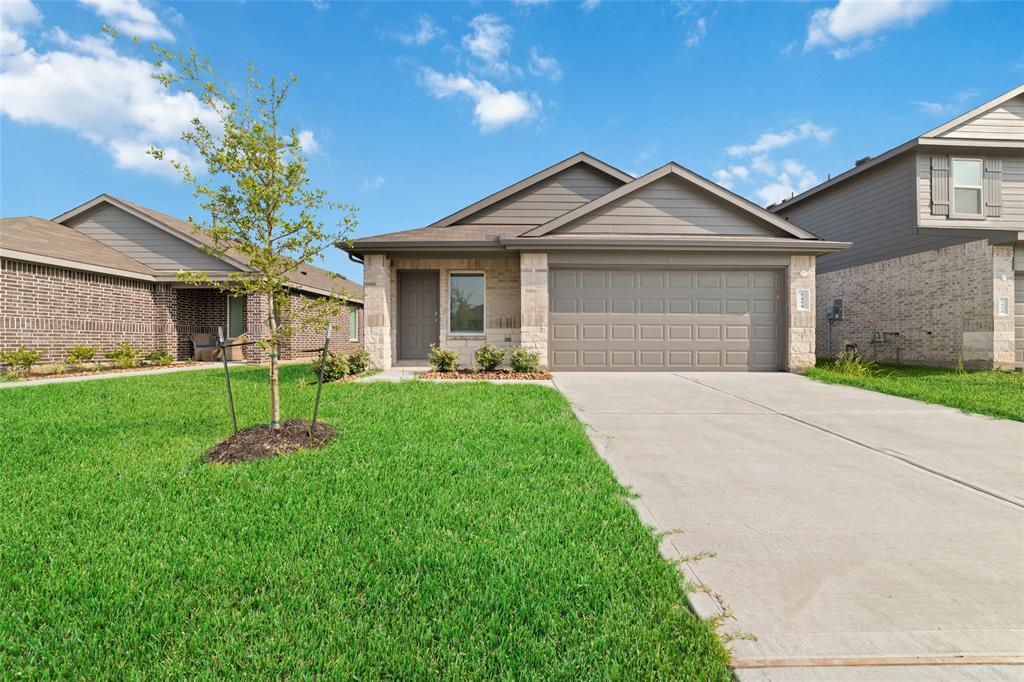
[419,369,553,381]
[206,419,336,464]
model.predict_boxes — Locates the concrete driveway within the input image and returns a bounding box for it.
[554,372,1024,680]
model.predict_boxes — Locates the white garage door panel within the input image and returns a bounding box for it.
[549,268,780,371]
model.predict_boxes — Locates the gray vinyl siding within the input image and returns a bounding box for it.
[775,151,969,273]
[918,151,1024,229]
[937,95,1024,141]
[67,205,236,272]
[456,165,619,226]
[552,176,783,237]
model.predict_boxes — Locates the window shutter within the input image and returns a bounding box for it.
[930,155,949,216]
[983,158,1002,217]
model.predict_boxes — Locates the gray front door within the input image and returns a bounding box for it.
[398,271,439,360]
[549,268,780,371]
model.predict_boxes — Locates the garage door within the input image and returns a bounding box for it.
[549,268,780,371]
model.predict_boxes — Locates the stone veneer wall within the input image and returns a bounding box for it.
[390,256,521,367]
[815,240,1015,369]
[519,252,548,365]
[787,255,816,372]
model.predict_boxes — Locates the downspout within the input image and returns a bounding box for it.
[347,251,364,265]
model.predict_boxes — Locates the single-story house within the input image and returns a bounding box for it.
[345,153,848,372]
[771,85,1023,370]
[0,194,363,364]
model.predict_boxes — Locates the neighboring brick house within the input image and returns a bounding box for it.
[772,85,1023,370]
[346,153,847,372]
[0,195,363,364]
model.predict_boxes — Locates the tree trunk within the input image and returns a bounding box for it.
[267,292,281,430]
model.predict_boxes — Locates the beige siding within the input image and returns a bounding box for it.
[456,165,619,226]
[552,175,783,237]
[776,152,968,273]
[918,151,1024,229]
[67,205,236,272]
[937,95,1024,141]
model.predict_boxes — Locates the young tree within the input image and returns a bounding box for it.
[148,48,356,430]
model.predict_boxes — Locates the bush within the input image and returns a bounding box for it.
[829,348,884,378]
[428,344,459,372]
[66,345,97,367]
[313,352,349,382]
[145,349,174,366]
[106,342,140,369]
[0,346,44,373]
[347,349,371,375]
[474,344,506,371]
[509,346,541,373]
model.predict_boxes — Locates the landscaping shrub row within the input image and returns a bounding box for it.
[423,344,551,379]
[0,344,176,378]
[310,348,371,382]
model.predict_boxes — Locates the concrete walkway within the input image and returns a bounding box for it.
[554,372,1024,681]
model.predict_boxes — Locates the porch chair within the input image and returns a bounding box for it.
[191,333,220,362]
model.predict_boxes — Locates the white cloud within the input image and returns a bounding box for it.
[77,0,174,42]
[579,0,601,11]
[398,15,442,46]
[462,14,517,77]
[751,155,776,175]
[1,0,41,56]
[360,175,385,192]
[711,164,750,189]
[805,0,943,58]
[511,0,551,5]
[755,158,820,206]
[419,67,540,132]
[297,129,319,154]
[727,122,833,156]
[528,46,562,82]
[914,89,978,116]
[0,12,220,177]
[685,16,707,48]
[311,0,329,10]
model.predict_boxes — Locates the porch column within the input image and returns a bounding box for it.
[519,252,549,367]
[244,294,270,363]
[787,255,816,373]
[363,254,394,369]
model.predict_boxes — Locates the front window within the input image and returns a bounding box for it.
[952,158,983,217]
[449,273,485,335]
[349,308,359,341]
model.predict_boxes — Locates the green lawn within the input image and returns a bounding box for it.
[806,362,1024,421]
[0,365,730,679]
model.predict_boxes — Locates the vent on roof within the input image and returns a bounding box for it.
[854,156,872,167]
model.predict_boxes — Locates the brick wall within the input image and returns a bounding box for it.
[278,290,363,361]
[816,240,1016,369]
[0,259,174,362]
[176,288,227,360]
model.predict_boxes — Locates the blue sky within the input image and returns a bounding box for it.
[2,0,1021,283]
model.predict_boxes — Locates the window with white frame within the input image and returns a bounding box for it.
[348,308,359,341]
[951,158,983,217]
[449,272,485,335]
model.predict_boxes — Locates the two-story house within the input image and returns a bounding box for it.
[772,85,1023,370]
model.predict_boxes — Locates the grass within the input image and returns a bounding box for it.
[807,361,1024,421]
[0,364,730,679]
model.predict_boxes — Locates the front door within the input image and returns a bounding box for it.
[398,271,439,360]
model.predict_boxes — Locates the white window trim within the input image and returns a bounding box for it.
[448,271,486,337]
[348,307,359,341]
[950,157,984,220]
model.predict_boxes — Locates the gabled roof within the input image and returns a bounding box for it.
[520,162,819,240]
[429,152,633,227]
[0,216,157,280]
[772,84,1024,212]
[52,194,362,300]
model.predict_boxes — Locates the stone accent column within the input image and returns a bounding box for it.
[992,245,1015,370]
[787,255,816,373]
[363,254,393,369]
[244,294,270,363]
[519,252,549,367]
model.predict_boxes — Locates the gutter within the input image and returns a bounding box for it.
[499,237,850,254]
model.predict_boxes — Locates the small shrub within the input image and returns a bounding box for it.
[66,345,97,367]
[474,344,506,371]
[313,352,349,382]
[145,349,174,366]
[830,348,882,378]
[509,346,541,373]
[0,346,44,374]
[428,344,459,372]
[106,342,140,369]
[347,348,371,375]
